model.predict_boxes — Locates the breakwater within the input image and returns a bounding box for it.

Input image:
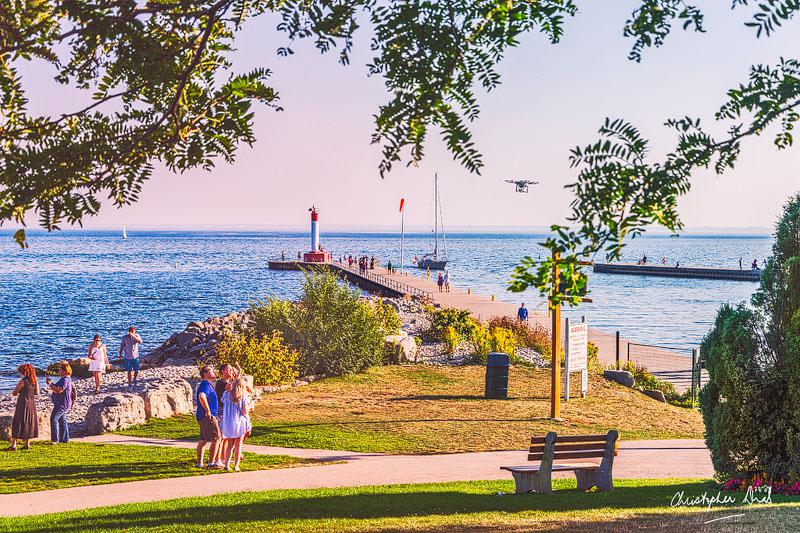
[594,262,761,282]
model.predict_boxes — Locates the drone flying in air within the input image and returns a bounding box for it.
[505,179,540,194]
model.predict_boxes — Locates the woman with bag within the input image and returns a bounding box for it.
[219,377,251,471]
[87,334,109,394]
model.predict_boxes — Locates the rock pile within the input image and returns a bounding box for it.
[142,311,253,367]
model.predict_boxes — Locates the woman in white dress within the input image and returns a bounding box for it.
[220,377,251,471]
[87,334,109,394]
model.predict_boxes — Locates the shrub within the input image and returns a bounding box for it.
[214,331,299,386]
[442,326,461,354]
[251,270,387,376]
[587,341,602,373]
[700,194,800,480]
[487,316,551,360]
[369,299,402,335]
[470,324,519,364]
[431,308,477,340]
[620,361,683,404]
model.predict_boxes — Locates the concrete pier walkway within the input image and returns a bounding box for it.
[0,435,713,517]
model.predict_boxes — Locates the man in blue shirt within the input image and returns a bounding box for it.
[517,303,529,322]
[196,365,222,468]
[45,361,73,443]
[119,326,142,390]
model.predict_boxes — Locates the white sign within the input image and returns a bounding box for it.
[564,319,588,400]
[567,323,588,371]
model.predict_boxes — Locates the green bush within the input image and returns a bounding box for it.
[430,308,477,340]
[487,316,551,359]
[701,194,800,481]
[213,331,299,386]
[369,299,402,335]
[442,326,461,354]
[470,324,519,364]
[620,361,682,404]
[251,270,388,376]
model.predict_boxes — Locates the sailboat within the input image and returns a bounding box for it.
[417,173,448,271]
[122,225,127,240]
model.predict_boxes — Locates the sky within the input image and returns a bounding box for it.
[15,2,800,232]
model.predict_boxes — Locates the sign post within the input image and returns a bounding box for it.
[564,317,588,401]
[550,251,561,419]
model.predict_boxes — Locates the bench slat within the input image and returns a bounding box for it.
[501,463,599,473]
[530,434,608,444]
[528,442,611,453]
[529,450,615,461]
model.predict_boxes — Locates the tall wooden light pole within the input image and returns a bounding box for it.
[550,251,562,419]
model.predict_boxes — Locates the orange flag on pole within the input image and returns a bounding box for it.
[399,198,405,212]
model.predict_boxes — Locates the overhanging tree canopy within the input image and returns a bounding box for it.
[0,0,798,271]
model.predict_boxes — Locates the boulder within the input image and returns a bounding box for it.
[642,389,667,402]
[142,379,194,419]
[176,331,198,349]
[0,409,51,441]
[85,393,146,434]
[384,334,418,364]
[603,370,635,388]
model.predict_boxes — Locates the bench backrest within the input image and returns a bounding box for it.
[528,432,618,462]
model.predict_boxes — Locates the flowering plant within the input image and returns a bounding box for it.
[720,473,800,496]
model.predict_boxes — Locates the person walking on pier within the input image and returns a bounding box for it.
[443,270,451,292]
[387,260,392,274]
[437,272,444,292]
[517,303,528,322]
[739,258,743,270]
[752,259,759,270]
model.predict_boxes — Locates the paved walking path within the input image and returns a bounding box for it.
[1,435,713,517]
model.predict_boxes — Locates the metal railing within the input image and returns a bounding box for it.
[624,341,708,399]
[332,262,434,300]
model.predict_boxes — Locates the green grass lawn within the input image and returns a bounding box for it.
[0,441,310,494]
[2,478,798,532]
[119,365,704,454]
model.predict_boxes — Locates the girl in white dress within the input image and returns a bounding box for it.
[220,377,251,471]
[87,334,109,394]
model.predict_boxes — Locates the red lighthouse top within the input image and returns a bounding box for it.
[309,206,318,221]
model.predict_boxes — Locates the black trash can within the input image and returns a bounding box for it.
[484,352,510,399]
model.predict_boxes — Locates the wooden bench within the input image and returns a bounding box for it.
[500,430,619,494]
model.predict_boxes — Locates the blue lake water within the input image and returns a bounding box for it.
[0,230,772,391]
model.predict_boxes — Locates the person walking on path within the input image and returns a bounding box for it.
[119,326,142,390]
[45,361,73,444]
[517,303,528,322]
[220,377,252,471]
[196,366,222,469]
[437,272,444,292]
[8,364,39,451]
[443,271,451,292]
[87,334,109,394]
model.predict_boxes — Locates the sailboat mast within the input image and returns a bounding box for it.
[433,173,439,259]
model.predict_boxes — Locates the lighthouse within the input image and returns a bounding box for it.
[303,206,331,263]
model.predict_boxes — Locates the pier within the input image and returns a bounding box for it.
[594,262,761,282]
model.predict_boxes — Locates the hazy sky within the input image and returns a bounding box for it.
[17,3,800,231]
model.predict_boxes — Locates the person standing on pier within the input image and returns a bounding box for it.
[443,270,451,292]
[517,303,528,322]
[752,259,759,270]
[739,258,743,270]
[437,272,444,292]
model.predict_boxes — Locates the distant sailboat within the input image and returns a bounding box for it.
[122,225,127,240]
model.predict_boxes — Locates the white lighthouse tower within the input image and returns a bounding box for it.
[303,205,331,263]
